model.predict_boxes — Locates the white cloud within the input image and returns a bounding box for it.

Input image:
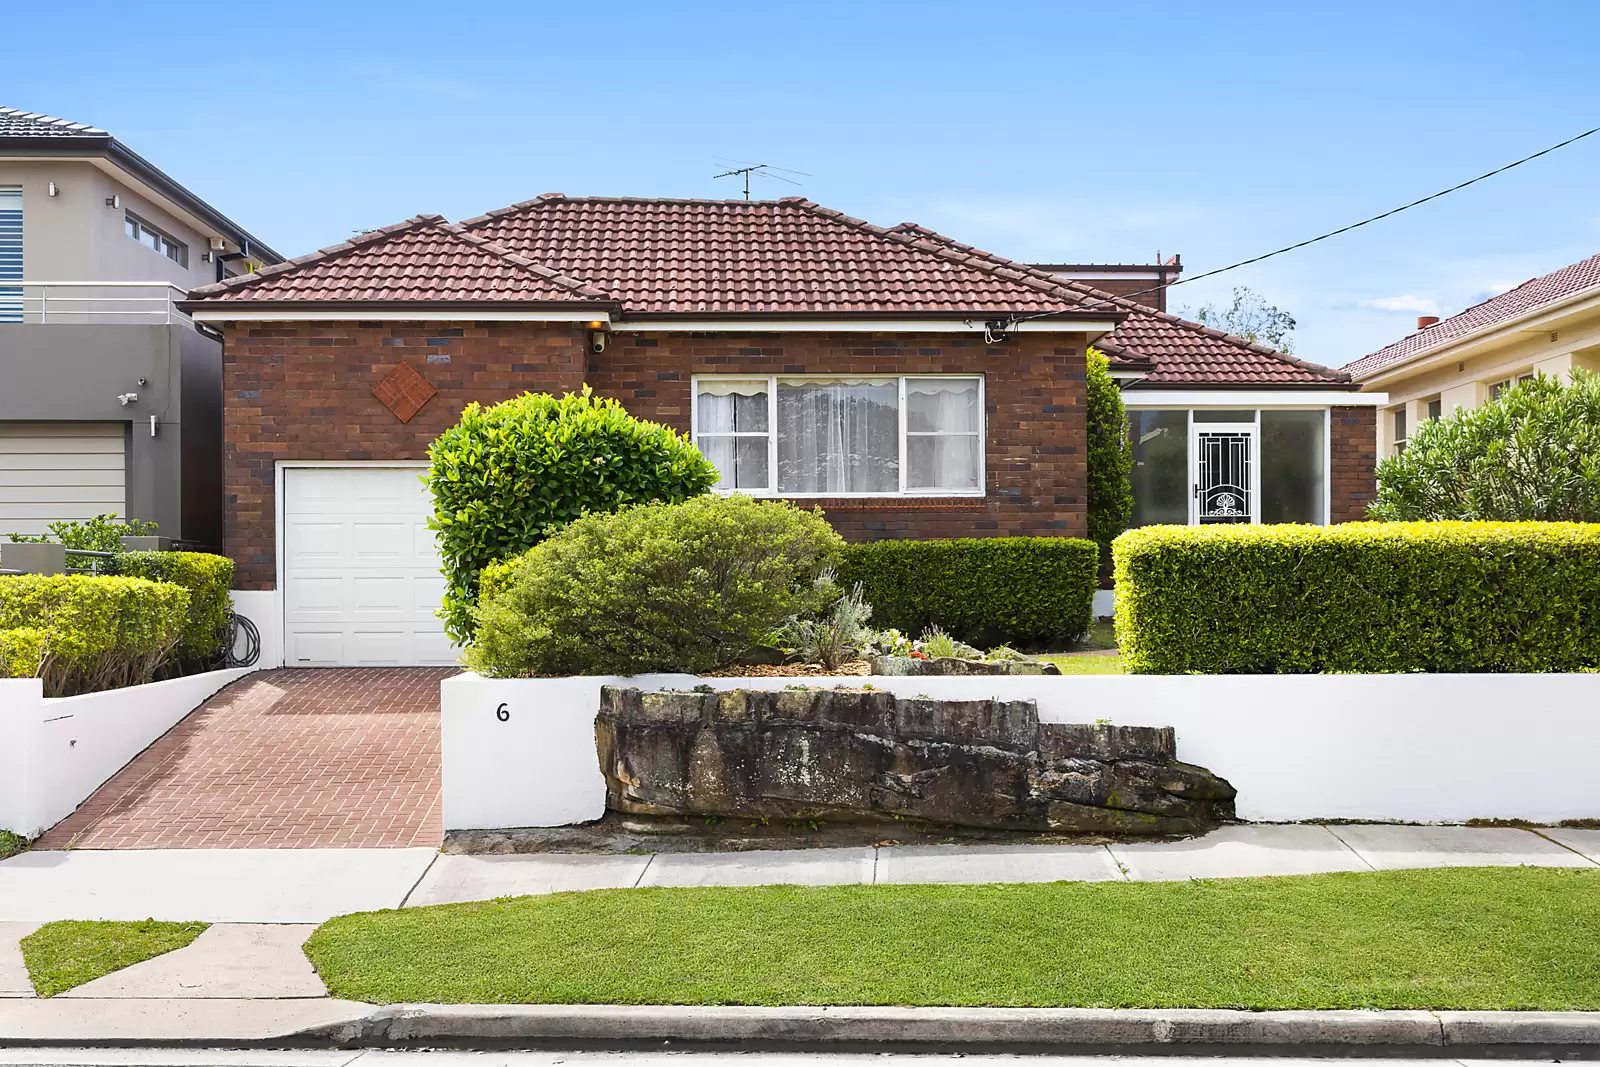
[1359,294,1440,315]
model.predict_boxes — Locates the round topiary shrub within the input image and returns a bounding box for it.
[426,388,719,642]
[464,495,844,677]
[1371,370,1600,522]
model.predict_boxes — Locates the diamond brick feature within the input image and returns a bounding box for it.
[373,360,437,422]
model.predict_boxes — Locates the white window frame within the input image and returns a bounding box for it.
[690,373,986,498]
[1126,405,1332,527]
[125,211,188,267]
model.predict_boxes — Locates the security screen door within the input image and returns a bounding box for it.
[1190,421,1259,523]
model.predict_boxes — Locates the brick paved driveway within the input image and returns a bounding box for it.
[35,668,451,850]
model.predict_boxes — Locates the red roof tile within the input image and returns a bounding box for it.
[459,196,1101,315]
[186,215,613,305]
[1346,251,1600,379]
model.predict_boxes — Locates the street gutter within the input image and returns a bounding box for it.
[6,1003,1600,1057]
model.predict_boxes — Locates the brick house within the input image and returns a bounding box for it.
[182,195,1382,667]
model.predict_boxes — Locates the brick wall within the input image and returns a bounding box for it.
[224,321,588,588]
[1330,404,1377,522]
[223,322,1091,589]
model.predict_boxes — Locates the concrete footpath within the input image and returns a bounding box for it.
[2,824,1596,923]
[1,824,1598,1049]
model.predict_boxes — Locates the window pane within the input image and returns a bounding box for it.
[700,436,770,491]
[1192,409,1255,423]
[906,378,979,433]
[125,217,139,239]
[776,379,898,493]
[1261,410,1326,524]
[1427,398,1442,421]
[908,435,979,490]
[698,381,769,433]
[1128,410,1187,526]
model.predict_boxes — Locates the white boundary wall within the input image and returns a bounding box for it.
[443,671,1600,830]
[0,667,255,838]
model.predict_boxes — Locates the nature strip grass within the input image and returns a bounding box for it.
[305,867,1600,1009]
[21,920,209,997]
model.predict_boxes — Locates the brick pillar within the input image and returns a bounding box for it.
[1329,405,1377,522]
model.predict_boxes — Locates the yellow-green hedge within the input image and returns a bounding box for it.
[114,551,234,663]
[1113,522,1600,674]
[0,627,46,678]
[0,575,189,695]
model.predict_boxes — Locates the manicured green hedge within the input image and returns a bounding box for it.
[1114,521,1600,674]
[1086,348,1133,575]
[114,552,234,664]
[0,627,45,678]
[835,537,1098,647]
[0,575,189,695]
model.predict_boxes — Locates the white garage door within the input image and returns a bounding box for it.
[281,466,454,667]
[0,422,126,537]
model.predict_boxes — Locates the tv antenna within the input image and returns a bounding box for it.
[712,158,811,200]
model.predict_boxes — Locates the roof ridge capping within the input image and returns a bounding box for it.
[186,214,614,302]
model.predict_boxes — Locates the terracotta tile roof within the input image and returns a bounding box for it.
[885,222,1352,388]
[1100,313,1352,388]
[1345,251,1600,379]
[0,105,108,139]
[458,196,1104,315]
[186,215,613,305]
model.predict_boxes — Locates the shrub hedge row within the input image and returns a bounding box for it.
[0,575,189,695]
[835,536,1099,648]
[1113,521,1600,674]
[113,551,234,664]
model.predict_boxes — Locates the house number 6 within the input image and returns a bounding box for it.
[496,703,510,722]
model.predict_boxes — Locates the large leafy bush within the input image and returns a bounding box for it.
[427,388,718,642]
[1114,521,1600,674]
[1086,347,1133,573]
[113,552,233,665]
[465,495,842,676]
[7,513,159,552]
[834,537,1098,648]
[1372,371,1600,521]
[0,575,189,695]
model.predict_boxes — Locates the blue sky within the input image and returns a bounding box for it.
[6,0,1598,367]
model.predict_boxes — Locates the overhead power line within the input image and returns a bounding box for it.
[1015,122,1600,323]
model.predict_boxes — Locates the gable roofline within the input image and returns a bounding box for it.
[459,195,1123,322]
[0,105,283,264]
[882,220,1351,386]
[181,214,619,307]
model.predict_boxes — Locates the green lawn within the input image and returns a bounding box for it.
[305,868,1600,1009]
[1040,652,1125,674]
[21,920,209,997]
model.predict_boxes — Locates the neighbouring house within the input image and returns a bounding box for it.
[1346,251,1600,454]
[180,195,1383,667]
[0,105,281,544]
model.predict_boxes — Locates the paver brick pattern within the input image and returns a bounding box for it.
[35,669,450,850]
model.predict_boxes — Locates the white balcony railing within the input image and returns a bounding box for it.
[0,281,193,326]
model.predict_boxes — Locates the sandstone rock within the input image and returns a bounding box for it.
[596,686,1235,834]
[869,655,1061,676]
